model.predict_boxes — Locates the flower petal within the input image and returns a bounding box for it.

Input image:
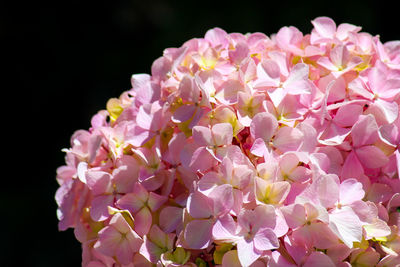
[184,219,213,249]
[134,207,152,236]
[236,239,260,267]
[304,252,335,267]
[328,206,363,248]
[250,112,278,142]
[355,145,389,169]
[253,227,279,251]
[339,179,365,205]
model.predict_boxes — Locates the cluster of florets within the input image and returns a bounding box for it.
[56,17,400,267]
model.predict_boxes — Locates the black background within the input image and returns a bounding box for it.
[3,0,398,266]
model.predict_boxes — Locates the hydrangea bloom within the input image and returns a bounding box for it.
[56,17,400,267]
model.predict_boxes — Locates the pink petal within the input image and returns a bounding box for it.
[348,77,373,99]
[283,64,312,95]
[148,224,170,248]
[209,184,234,216]
[317,174,339,208]
[319,122,351,146]
[192,126,212,146]
[268,181,291,204]
[212,214,237,241]
[94,226,121,257]
[86,262,107,267]
[205,27,229,48]
[333,104,363,127]
[187,191,213,219]
[317,57,338,71]
[380,79,400,99]
[116,239,134,265]
[250,112,278,142]
[274,208,289,237]
[336,23,361,40]
[328,206,363,248]
[326,244,351,263]
[280,153,299,174]
[311,17,336,39]
[396,150,400,180]
[147,192,167,212]
[351,114,379,147]
[139,237,164,263]
[254,59,280,88]
[254,177,268,201]
[355,145,389,169]
[188,107,204,129]
[339,179,365,205]
[366,183,393,203]
[330,45,349,68]
[364,218,391,239]
[250,138,268,157]
[77,162,88,184]
[309,222,341,249]
[134,207,152,236]
[275,26,303,55]
[198,171,220,194]
[136,105,153,130]
[374,98,399,124]
[290,166,311,182]
[184,219,213,249]
[273,126,304,152]
[284,62,309,83]
[159,206,183,233]
[268,86,287,107]
[151,57,171,82]
[215,80,243,104]
[253,227,279,251]
[117,193,144,214]
[90,195,114,221]
[172,105,197,123]
[349,200,374,224]
[236,239,261,267]
[125,125,153,147]
[189,146,215,172]
[269,51,289,76]
[132,74,159,104]
[229,42,249,65]
[304,252,335,267]
[179,75,198,102]
[212,123,233,146]
[222,250,242,267]
[353,248,380,266]
[327,75,346,103]
[112,166,139,194]
[281,204,306,229]
[253,205,277,230]
[368,65,388,94]
[86,171,113,195]
[296,122,317,153]
[341,150,364,179]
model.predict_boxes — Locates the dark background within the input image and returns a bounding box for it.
[3,0,398,266]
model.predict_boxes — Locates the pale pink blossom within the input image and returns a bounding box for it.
[56,18,400,266]
[94,213,143,265]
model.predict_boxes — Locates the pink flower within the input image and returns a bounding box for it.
[94,213,143,265]
[139,224,175,263]
[116,182,167,236]
[56,18,400,266]
[235,205,280,266]
[342,115,390,180]
[85,156,139,222]
[189,122,233,171]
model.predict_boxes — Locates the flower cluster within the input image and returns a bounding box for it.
[56,17,400,267]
